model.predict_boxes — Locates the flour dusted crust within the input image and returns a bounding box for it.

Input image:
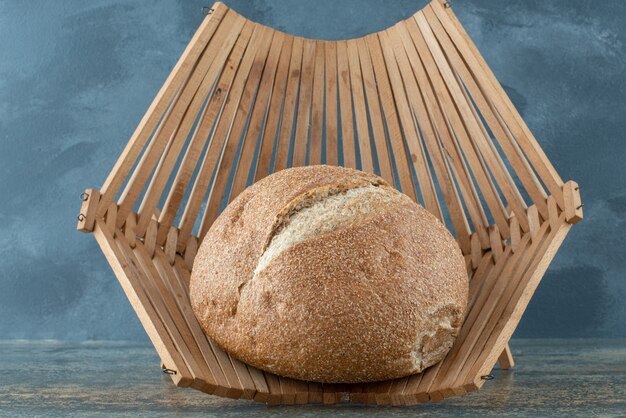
[190,165,468,383]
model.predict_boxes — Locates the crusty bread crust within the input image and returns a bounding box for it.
[190,165,468,383]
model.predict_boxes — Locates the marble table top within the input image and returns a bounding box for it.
[1,338,624,417]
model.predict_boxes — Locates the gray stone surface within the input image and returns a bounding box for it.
[1,339,624,416]
[0,0,625,340]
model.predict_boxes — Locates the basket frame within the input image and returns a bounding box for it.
[77,0,582,405]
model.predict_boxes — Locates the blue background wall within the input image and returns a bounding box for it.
[0,0,624,341]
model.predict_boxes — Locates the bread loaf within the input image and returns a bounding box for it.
[190,165,468,383]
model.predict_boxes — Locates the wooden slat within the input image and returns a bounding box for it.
[356,38,393,183]
[131,241,217,393]
[158,254,233,397]
[77,189,100,232]
[291,39,316,167]
[392,21,472,251]
[464,215,571,387]
[274,37,304,171]
[388,376,409,406]
[258,372,282,404]
[324,41,339,166]
[422,6,549,219]
[546,195,559,228]
[135,13,247,236]
[175,21,255,251]
[308,381,323,404]
[93,221,193,387]
[254,37,294,181]
[183,235,197,272]
[400,18,491,248]
[489,224,503,262]
[150,250,220,395]
[105,202,117,232]
[378,30,442,218]
[347,39,374,173]
[528,204,541,240]
[278,376,298,405]
[498,345,515,369]
[563,180,583,224]
[164,226,178,265]
[200,26,275,237]
[172,258,250,398]
[510,214,521,253]
[116,10,240,229]
[97,4,228,216]
[309,41,325,166]
[144,218,157,258]
[348,382,367,404]
[337,40,356,169]
[400,370,428,405]
[155,19,252,245]
[431,1,565,208]
[364,34,417,201]
[468,250,495,305]
[470,232,483,269]
[415,11,524,236]
[373,378,394,405]
[229,32,286,202]
[123,212,137,248]
[294,379,310,404]
[433,223,549,396]
[322,383,337,404]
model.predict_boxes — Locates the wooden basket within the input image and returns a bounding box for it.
[76,0,582,405]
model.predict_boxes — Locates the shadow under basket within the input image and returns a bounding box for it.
[76,0,583,405]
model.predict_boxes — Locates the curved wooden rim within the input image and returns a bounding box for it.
[217,0,442,43]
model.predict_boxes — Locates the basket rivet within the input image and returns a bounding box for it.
[481,374,494,380]
[80,192,90,201]
[201,6,214,16]
[162,368,177,375]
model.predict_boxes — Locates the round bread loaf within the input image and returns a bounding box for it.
[190,165,468,383]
